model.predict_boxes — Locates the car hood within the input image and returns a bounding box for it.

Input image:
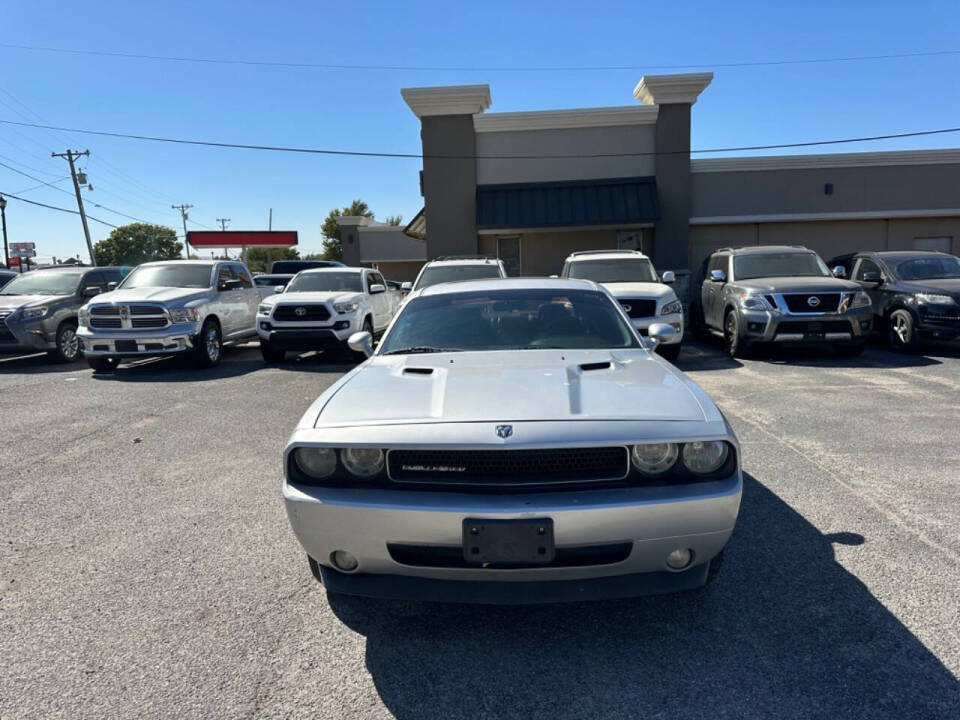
[316,349,709,426]
[266,291,361,306]
[602,282,675,300]
[90,287,210,305]
[0,294,69,311]
[735,276,860,293]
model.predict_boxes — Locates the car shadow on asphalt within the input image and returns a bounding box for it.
[327,474,959,719]
[0,352,82,374]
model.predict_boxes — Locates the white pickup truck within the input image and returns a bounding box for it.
[77,260,267,371]
[256,267,399,362]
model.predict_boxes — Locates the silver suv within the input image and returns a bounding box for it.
[697,246,873,357]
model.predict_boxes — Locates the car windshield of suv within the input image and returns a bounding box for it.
[285,272,363,293]
[0,271,82,296]
[891,255,960,280]
[121,264,213,289]
[567,258,658,283]
[733,253,830,280]
[415,264,502,290]
[379,289,640,353]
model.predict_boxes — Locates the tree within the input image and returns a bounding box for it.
[384,215,403,226]
[244,246,300,272]
[93,223,182,266]
[319,199,374,261]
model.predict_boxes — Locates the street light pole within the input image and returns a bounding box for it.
[53,149,96,266]
[0,194,8,269]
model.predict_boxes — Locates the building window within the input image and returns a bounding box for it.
[913,237,952,253]
[617,230,644,252]
[497,236,521,277]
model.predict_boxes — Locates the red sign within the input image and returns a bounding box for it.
[186,231,298,248]
[7,257,19,267]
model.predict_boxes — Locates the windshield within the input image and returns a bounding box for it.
[286,272,363,293]
[733,253,830,280]
[121,264,213,289]
[0,271,82,296]
[379,289,640,354]
[254,275,291,287]
[567,258,658,283]
[890,255,960,280]
[414,264,502,290]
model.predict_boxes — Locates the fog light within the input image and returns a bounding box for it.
[334,320,350,330]
[331,550,359,572]
[665,548,693,570]
[860,320,871,331]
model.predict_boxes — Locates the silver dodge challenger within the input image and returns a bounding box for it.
[282,278,742,604]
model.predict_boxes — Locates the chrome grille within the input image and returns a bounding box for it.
[782,293,841,313]
[90,317,123,329]
[86,304,169,330]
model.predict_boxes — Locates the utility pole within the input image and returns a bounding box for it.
[267,208,273,269]
[172,204,193,258]
[0,194,8,269]
[52,150,96,266]
[216,218,231,260]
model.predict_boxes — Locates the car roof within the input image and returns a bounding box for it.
[424,257,502,266]
[298,266,364,274]
[140,259,217,267]
[565,249,649,261]
[715,245,814,256]
[862,251,954,260]
[418,277,599,297]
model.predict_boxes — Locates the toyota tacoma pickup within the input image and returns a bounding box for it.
[77,260,265,371]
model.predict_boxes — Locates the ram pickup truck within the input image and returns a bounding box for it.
[77,260,266,371]
[257,267,398,362]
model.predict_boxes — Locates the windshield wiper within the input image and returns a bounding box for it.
[384,346,463,355]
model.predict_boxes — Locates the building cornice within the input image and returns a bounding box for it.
[690,208,960,225]
[691,148,960,173]
[336,216,374,227]
[633,73,713,106]
[474,105,658,133]
[401,85,491,117]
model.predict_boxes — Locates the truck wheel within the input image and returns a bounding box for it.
[193,318,222,368]
[48,321,81,363]
[657,343,681,363]
[724,311,750,358]
[834,340,865,357]
[87,356,119,373]
[888,309,920,353]
[260,341,286,363]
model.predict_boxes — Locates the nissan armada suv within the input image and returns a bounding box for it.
[696,246,873,357]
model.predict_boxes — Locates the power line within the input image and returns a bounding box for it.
[14,176,70,194]
[0,188,117,227]
[1,117,959,160]
[2,41,960,72]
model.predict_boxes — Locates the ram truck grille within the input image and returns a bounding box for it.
[88,305,169,330]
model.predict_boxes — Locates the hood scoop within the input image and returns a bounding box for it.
[579,361,612,372]
[403,367,435,376]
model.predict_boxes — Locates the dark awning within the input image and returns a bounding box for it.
[476,176,659,230]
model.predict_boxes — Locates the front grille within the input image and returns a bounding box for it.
[90,306,120,316]
[273,304,331,322]
[618,299,657,318]
[87,304,168,330]
[0,312,14,343]
[776,320,852,334]
[387,542,633,569]
[90,318,122,329]
[782,293,841,313]
[131,318,167,328]
[129,305,164,316]
[387,447,629,486]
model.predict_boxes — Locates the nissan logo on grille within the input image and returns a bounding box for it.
[294,306,307,317]
[807,296,821,308]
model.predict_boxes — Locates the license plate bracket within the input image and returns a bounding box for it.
[115,340,138,353]
[463,518,555,566]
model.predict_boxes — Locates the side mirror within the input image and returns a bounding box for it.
[400,281,412,293]
[661,270,676,283]
[82,286,101,298]
[274,285,285,294]
[106,281,118,291]
[220,278,243,291]
[647,322,677,347]
[861,271,882,284]
[832,266,847,279]
[347,331,373,358]
[710,269,727,283]
[549,274,559,279]
[369,283,386,294]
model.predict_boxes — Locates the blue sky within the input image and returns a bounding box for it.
[1,0,959,261]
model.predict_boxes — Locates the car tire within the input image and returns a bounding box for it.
[87,356,119,373]
[657,343,681,363]
[260,342,286,364]
[193,318,222,368]
[48,320,82,363]
[724,310,750,358]
[834,340,865,357]
[705,549,724,585]
[888,309,921,353]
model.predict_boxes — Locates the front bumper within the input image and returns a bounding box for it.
[284,474,741,603]
[257,315,356,350]
[916,308,960,339]
[631,312,684,345]
[0,320,55,352]
[77,322,198,357]
[740,306,872,343]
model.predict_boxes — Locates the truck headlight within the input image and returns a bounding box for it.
[169,308,200,323]
[631,443,679,474]
[916,293,957,306]
[334,302,359,314]
[659,300,682,316]
[681,441,730,475]
[341,448,385,478]
[78,307,90,326]
[21,306,48,321]
[738,293,772,311]
[258,304,272,315]
[293,447,337,480]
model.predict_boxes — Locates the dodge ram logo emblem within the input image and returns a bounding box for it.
[496,425,513,439]
[807,297,821,308]
[119,305,129,321]
[294,306,307,316]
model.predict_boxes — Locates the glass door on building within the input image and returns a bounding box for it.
[617,230,645,252]
[497,236,521,276]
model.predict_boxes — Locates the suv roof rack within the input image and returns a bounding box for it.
[715,245,809,254]
[433,255,496,261]
[568,249,645,257]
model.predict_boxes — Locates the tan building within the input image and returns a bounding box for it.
[337,217,426,282]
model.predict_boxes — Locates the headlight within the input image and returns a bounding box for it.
[21,306,48,321]
[341,447,385,478]
[681,441,730,475]
[78,307,90,326]
[258,304,272,315]
[169,307,200,323]
[631,443,679,474]
[293,447,337,479]
[659,300,682,316]
[916,293,957,306]
[849,291,871,309]
[738,293,771,311]
[334,302,359,314]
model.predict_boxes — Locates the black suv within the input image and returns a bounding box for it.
[829,250,960,351]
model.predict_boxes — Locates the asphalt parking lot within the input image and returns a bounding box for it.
[1,340,958,719]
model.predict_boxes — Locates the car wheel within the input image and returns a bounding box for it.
[657,343,681,363]
[194,318,222,368]
[705,549,724,585]
[49,321,81,363]
[87,356,119,373]
[260,342,286,363]
[834,340,865,357]
[888,309,920,352]
[724,311,750,358]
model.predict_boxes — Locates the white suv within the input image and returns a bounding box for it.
[403,256,507,293]
[560,250,684,361]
